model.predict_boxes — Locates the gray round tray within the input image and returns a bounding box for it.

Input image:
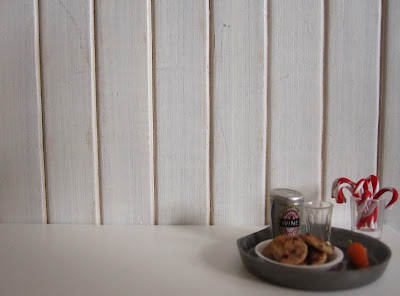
[237,227,391,291]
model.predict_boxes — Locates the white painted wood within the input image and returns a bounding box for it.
[40,0,99,224]
[0,0,46,223]
[324,0,381,228]
[153,0,209,224]
[1,224,400,295]
[211,0,266,224]
[380,0,400,230]
[1,0,400,228]
[95,0,154,224]
[268,1,324,203]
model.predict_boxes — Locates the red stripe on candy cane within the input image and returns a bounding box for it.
[367,175,380,196]
[354,179,366,197]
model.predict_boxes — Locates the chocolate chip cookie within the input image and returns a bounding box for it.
[264,235,308,264]
[299,233,334,255]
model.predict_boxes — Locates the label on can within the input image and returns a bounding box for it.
[277,205,301,235]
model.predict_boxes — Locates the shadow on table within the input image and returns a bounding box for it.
[200,238,264,284]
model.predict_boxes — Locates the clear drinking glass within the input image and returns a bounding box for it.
[350,195,387,239]
[303,201,333,242]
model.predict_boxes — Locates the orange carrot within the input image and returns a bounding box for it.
[347,241,370,269]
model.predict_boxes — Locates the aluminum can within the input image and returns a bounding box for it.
[270,188,304,237]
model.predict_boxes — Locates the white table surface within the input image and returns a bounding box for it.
[0,224,399,296]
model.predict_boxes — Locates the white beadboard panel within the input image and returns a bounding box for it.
[268,1,324,202]
[380,0,400,231]
[1,0,399,227]
[324,0,381,228]
[211,0,266,224]
[40,0,99,224]
[153,0,210,224]
[96,0,154,224]
[0,0,46,223]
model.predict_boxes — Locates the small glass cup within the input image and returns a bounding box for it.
[350,196,387,239]
[303,201,333,242]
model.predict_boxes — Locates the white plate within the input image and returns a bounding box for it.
[254,239,344,271]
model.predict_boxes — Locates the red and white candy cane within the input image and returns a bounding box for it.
[331,177,356,203]
[374,187,399,210]
[331,175,398,230]
[353,176,380,229]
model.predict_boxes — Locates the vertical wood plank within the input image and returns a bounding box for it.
[211,0,266,224]
[153,0,209,224]
[96,0,154,224]
[268,1,324,202]
[40,0,99,224]
[0,0,46,223]
[379,0,400,231]
[324,0,381,228]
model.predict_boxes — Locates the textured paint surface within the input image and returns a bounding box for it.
[0,0,399,229]
[96,0,154,224]
[268,0,324,204]
[153,0,210,224]
[40,0,99,224]
[0,0,46,223]
[324,0,381,228]
[380,0,400,229]
[211,0,266,224]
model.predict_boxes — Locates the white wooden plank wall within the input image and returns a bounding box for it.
[95,0,154,225]
[211,0,266,224]
[268,0,323,205]
[323,0,381,228]
[0,0,399,230]
[0,0,46,223]
[380,0,400,229]
[40,0,99,224]
[154,0,209,225]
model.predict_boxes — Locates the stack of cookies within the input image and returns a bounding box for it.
[262,233,335,265]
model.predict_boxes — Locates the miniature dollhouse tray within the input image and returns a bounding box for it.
[237,226,391,291]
